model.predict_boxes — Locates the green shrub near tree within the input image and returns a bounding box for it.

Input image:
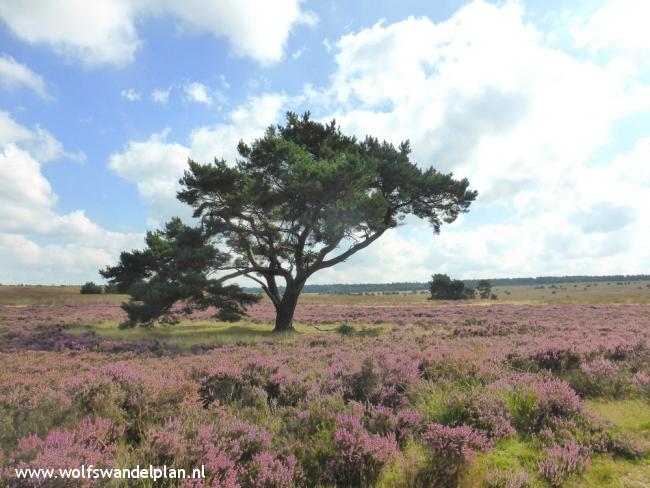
[80,281,103,294]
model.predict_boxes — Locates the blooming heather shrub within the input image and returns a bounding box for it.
[394,408,423,446]
[420,358,490,386]
[568,357,629,398]
[265,371,311,407]
[452,320,525,338]
[337,354,421,408]
[420,423,490,487]
[63,362,194,445]
[198,367,267,409]
[601,342,649,363]
[538,441,590,487]
[0,389,74,451]
[145,411,300,488]
[246,452,301,488]
[241,357,279,386]
[580,357,618,378]
[437,389,515,440]
[10,417,123,485]
[199,360,311,410]
[485,469,532,488]
[364,405,422,447]
[602,428,650,459]
[325,414,397,487]
[507,379,583,434]
[632,371,650,398]
[342,358,381,404]
[508,348,581,374]
[536,380,583,419]
[3,302,650,487]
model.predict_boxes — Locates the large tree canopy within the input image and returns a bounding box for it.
[102,112,477,331]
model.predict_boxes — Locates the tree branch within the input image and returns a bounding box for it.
[243,274,282,307]
[215,268,257,283]
[312,230,387,272]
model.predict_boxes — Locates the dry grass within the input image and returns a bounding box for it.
[0,285,126,306]
[2,280,650,307]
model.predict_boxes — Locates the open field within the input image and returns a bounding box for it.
[3,280,650,307]
[1,287,650,486]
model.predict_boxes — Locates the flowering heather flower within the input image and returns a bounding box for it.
[421,423,490,464]
[325,414,397,486]
[145,412,301,487]
[246,452,301,488]
[10,417,123,485]
[632,371,650,397]
[441,389,516,440]
[2,301,649,486]
[580,358,618,378]
[538,441,590,487]
[485,469,532,488]
[420,423,490,487]
[535,380,583,418]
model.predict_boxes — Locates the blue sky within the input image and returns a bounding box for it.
[1,0,649,285]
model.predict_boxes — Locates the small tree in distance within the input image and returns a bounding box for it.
[80,281,103,295]
[428,274,474,300]
[476,279,492,299]
[102,113,477,332]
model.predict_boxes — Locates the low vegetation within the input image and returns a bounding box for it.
[1,292,649,486]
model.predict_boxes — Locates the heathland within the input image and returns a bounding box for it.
[1,283,649,487]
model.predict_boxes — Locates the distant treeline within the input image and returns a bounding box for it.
[243,274,650,295]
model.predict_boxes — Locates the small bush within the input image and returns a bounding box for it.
[80,281,103,294]
[198,369,266,408]
[567,358,629,398]
[538,441,590,487]
[485,469,532,488]
[530,348,581,373]
[437,389,515,440]
[336,323,355,336]
[326,415,397,487]
[507,380,583,434]
[343,358,380,403]
[632,371,650,398]
[420,423,490,487]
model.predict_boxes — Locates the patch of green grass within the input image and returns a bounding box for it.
[67,319,324,347]
[461,437,542,487]
[377,442,427,488]
[587,399,650,437]
[460,400,650,487]
[413,386,457,423]
[565,454,650,488]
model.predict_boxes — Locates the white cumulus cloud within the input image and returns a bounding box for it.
[184,82,213,105]
[151,87,171,105]
[0,112,142,284]
[299,0,650,282]
[0,0,315,67]
[572,0,650,54]
[0,53,49,99]
[120,88,141,101]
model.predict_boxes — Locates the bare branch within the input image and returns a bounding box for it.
[313,230,386,272]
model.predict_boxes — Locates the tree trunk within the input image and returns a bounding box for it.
[273,285,300,332]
